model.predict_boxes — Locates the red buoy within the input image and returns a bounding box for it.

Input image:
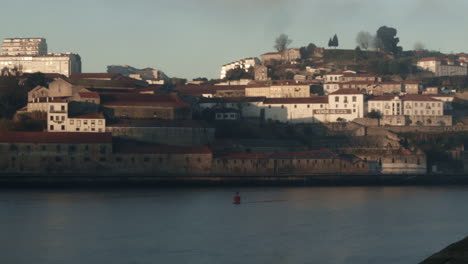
[233,192,241,205]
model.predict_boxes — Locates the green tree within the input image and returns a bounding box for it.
[332,34,339,48]
[328,38,333,48]
[225,65,254,80]
[274,34,292,52]
[375,26,402,56]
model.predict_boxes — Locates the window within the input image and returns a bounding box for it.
[352,96,357,102]
[335,96,339,102]
[77,120,81,126]
[49,125,54,131]
[84,120,88,125]
[61,116,65,121]
[50,116,53,121]
[281,105,284,109]
[76,128,80,131]
[50,105,54,111]
[294,105,297,108]
[70,120,74,125]
[61,125,65,131]
[61,105,65,111]
[98,120,103,125]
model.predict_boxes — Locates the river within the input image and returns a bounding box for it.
[1,186,467,264]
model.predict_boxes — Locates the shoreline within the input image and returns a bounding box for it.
[1,174,468,188]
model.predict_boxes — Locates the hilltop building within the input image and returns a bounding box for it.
[0,38,81,77]
[261,49,301,64]
[417,57,467,77]
[220,57,259,79]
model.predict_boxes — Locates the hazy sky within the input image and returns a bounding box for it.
[1,0,466,79]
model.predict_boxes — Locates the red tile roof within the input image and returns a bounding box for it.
[118,145,212,154]
[369,95,442,102]
[329,89,363,95]
[102,94,190,108]
[175,85,246,96]
[199,97,265,104]
[264,97,328,104]
[70,113,105,119]
[368,95,400,101]
[0,132,112,144]
[70,73,121,79]
[401,94,441,102]
[217,149,336,159]
[79,92,100,99]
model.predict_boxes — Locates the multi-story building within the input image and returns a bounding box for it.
[261,49,301,64]
[46,101,106,133]
[246,82,310,98]
[1,38,47,56]
[220,57,259,79]
[368,94,451,126]
[0,38,81,77]
[417,57,467,76]
[403,81,422,94]
[200,89,365,123]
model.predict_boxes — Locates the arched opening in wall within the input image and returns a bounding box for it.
[427,119,432,125]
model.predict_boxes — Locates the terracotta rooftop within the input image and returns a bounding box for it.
[216,149,337,159]
[199,97,266,104]
[329,89,363,95]
[401,94,441,102]
[102,94,190,108]
[78,92,100,99]
[70,73,122,80]
[108,119,212,128]
[368,94,442,102]
[117,145,212,155]
[264,97,328,104]
[0,132,112,144]
[70,113,105,119]
[175,85,246,96]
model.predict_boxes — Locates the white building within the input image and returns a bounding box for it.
[367,94,452,126]
[199,89,365,123]
[220,57,259,79]
[246,82,311,98]
[368,95,444,116]
[47,101,105,133]
[0,38,81,77]
[417,57,467,77]
[1,38,47,56]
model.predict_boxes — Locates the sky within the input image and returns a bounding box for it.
[0,0,467,79]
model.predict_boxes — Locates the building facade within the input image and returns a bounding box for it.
[220,57,259,79]
[417,57,468,77]
[1,38,47,56]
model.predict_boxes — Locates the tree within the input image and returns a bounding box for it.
[225,65,253,80]
[356,31,374,50]
[367,110,382,119]
[274,34,292,52]
[332,34,339,48]
[299,43,317,59]
[375,26,402,56]
[328,38,333,48]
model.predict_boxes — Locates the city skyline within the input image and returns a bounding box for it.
[1,0,467,79]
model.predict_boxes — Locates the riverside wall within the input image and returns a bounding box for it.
[1,173,468,187]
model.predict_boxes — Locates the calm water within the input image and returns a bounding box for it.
[1,187,468,264]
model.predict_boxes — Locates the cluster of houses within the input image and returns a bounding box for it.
[2,37,468,177]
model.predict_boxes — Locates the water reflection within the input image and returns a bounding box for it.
[1,187,468,264]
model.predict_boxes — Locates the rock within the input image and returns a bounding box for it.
[419,236,468,264]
